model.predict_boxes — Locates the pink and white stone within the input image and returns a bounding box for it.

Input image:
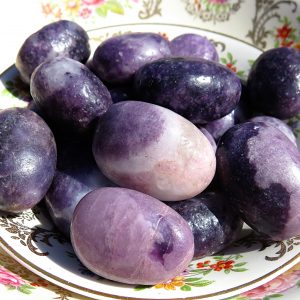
[92,101,216,201]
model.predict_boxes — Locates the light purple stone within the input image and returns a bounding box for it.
[204,110,235,141]
[170,34,219,62]
[71,187,194,285]
[249,116,297,146]
[92,32,171,84]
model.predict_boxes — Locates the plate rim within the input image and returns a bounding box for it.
[1,22,299,300]
[1,236,300,300]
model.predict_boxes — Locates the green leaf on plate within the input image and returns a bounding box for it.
[213,256,224,260]
[180,284,192,291]
[224,269,231,274]
[231,268,248,272]
[234,262,247,267]
[185,277,203,283]
[262,294,283,300]
[18,284,33,295]
[106,0,124,15]
[201,269,212,276]
[96,5,108,17]
[236,70,245,78]
[188,280,214,287]
[134,285,151,291]
[227,52,233,61]
[220,57,227,64]
[248,59,254,67]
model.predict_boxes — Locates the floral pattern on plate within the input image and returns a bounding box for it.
[41,0,162,22]
[1,16,300,300]
[183,0,244,23]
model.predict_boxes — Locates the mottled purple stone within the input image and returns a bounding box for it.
[199,127,217,152]
[45,139,115,237]
[30,57,112,134]
[93,101,165,160]
[134,57,241,123]
[92,32,171,85]
[204,110,235,141]
[0,108,56,213]
[70,187,194,285]
[170,34,219,62]
[16,20,90,84]
[217,122,300,240]
[167,192,243,258]
[247,47,300,119]
[249,116,297,146]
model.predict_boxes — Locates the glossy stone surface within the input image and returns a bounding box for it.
[16,20,90,84]
[92,101,216,201]
[247,47,300,119]
[134,57,241,124]
[30,57,112,134]
[170,34,219,62]
[204,110,235,141]
[0,108,56,213]
[92,32,171,84]
[217,122,300,240]
[249,116,297,146]
[167,191,243,258]
[70,187,194,285]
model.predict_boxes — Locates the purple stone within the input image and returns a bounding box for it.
[170,34,219,62]
[70,187,194,285]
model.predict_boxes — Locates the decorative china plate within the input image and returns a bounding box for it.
[0,24,300,300]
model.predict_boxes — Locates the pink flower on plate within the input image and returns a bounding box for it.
[241,270,300,299]
[82,0,106,5]
[80,7,92,18]
[0,267,26,287]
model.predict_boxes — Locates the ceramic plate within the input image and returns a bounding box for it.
[0,23,300,300]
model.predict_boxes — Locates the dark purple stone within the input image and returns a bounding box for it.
[167,191,243,258]
[217,122,300,240]
[233,79,253,123]
[30,57,112,134]
[134,57,241,123]
[109,85,135,103]
[16,20,90,84]
[0,108,56,213]
[45,139,115,237]
[247,47,300,119]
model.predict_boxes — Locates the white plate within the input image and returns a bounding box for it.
[0,23,300,300]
